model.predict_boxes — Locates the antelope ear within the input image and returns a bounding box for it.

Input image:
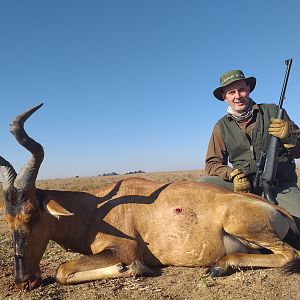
[44,199,74,218]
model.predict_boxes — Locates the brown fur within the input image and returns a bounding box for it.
[8,177,298,287]
[4,201,39,233]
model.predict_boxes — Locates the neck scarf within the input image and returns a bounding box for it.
[227,100,253,122]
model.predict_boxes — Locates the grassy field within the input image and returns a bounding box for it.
[0,169,204,211]
[35,169,205,191]
[0,166,299,206]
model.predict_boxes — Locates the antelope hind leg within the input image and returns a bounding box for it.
[208,234,299,277]
[208,209,300,277]
[55,249,153,285]
[209,241,299,277]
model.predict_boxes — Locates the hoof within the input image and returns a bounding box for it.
[117,262,128,273]
[129,260,154,277]
[206,266,226,277]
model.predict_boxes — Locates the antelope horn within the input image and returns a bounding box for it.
[11,103,44,190]
[0,156,17,191]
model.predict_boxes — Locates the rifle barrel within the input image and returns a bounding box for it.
[278,58,293,108]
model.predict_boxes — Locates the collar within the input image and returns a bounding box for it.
[226,100,259,121]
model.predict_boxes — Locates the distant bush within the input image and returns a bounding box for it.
[99,170,145,177]
[101,172,119,177]
[125,170,145,175]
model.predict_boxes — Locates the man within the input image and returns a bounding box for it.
[198,69,300,218]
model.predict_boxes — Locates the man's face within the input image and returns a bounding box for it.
[222,80,251,114]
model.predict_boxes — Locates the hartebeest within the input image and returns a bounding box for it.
[1,104,300,291]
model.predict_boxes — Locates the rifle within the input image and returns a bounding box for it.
[253,58,293,205]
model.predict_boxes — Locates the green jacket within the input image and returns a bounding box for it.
[217,104,297,185]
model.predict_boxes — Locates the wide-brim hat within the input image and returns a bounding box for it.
[213,70,256,101]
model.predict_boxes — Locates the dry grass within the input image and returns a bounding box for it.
[0,166,299,210]
[35,169,204,192]
[0,169,204,210]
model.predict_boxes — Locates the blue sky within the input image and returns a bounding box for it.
[0,0,300,179]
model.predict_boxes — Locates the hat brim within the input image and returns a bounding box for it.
[213,77,256,101]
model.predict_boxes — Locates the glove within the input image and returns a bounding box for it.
[268,119,290,140]
[229,169,251,193]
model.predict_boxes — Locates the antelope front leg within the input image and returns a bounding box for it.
[55,249,153,285]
